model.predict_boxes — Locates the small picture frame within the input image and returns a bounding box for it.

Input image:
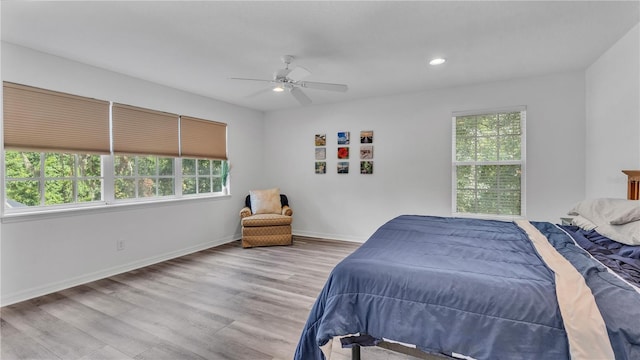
[337,131,350,145]
[360,161,373,174]
[360,145,373,159]
[337,162,349,174]
[337,147,349,159]
[315,134,326,146]
[360,130,373,143]
[315,161,326,174]
[315,147,326,160]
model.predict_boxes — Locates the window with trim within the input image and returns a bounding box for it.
[452,107,526,217]
[3,82,228,212]
[182,158,223,195]
[114,155,175,199]
[5,151,103,207]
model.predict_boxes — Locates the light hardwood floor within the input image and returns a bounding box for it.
[1,237,419,360]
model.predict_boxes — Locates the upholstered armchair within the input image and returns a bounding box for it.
[239,188,293,248]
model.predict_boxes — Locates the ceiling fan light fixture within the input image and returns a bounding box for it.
[273,84,285,92]
[429,57,446,66]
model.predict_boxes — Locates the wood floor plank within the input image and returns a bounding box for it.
[1,301,106,359]
[35,293,162,358]
[1,237,421,360]
[0,318,62,360]
[77,345,135,360]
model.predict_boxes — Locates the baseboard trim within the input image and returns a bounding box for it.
[1,234,240,307]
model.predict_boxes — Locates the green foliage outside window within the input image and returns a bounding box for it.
[182,158,223,195]
[454,111,523,216]
[114,155,175,199]
[5,151,102,207]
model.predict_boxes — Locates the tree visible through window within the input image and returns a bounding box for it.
[5,151,103,207]
[453,108,526,216]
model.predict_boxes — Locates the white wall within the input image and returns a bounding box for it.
[0,43,266,305]
[585,23,640,198]
[264,72,586,241]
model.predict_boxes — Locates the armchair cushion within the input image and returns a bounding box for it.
[249,188,281,214]
[242,213,293,227]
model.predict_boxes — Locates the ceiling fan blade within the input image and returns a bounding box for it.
[229,77,272,83]
[299,81,348,92]
[287,66,311,82]
[290,87,312,106]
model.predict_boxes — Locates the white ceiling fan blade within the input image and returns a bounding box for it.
[299,81,348,92]
[287,66,311,82]
[229,77,272,83]
[290,87,312,106]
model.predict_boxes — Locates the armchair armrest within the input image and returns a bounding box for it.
[240,207,252,218]
[282,205,293,216]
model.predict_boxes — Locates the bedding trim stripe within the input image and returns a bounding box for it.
[516,220,614,360]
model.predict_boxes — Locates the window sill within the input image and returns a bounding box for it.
[1,193,232,224]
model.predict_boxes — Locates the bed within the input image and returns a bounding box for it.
[294,199,640,360]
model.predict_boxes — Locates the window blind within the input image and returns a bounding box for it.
[452,107,526,217]
[112,103,179,157]
[3,82,110,154]
[180,116,227,160]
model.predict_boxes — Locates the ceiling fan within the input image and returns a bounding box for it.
[230,55,348,106]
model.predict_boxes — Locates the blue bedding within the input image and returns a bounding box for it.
[559,225,640,287]
[294,215,640,360]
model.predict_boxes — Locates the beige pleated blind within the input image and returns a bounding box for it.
[112,103,179,156]
[3,82,110,153]
[180,116,227,160]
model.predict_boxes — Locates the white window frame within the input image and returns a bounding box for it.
[112,154,177,201]
[451,106,527,219]
[4,153,229,216]
[181,158,224,196]
[4,151,106,212]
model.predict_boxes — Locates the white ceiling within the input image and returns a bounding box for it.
[2,1,639,112]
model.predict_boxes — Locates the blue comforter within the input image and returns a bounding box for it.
[560,225,640,287]
[294,215,640,360]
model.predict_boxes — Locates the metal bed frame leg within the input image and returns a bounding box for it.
[351,344,361,360]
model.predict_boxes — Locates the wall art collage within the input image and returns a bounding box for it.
[315,130,374,174]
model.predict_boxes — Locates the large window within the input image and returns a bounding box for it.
[3,82,228,213]
[5,151,103,207]
[452,107,526,217]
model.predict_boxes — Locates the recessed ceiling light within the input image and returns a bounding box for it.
[429,58,446,66]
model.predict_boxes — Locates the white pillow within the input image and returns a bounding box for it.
[249,188,282,214]
[568,198,640,225]
[571,215,598,231]
[594,222,640,246]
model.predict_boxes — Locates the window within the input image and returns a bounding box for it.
[452,107,526,217]
[114,155,175,199]
[182,159,223,195]
[3,82,229,213]
[5,151,103,208]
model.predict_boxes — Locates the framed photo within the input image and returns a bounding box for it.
[360,145,373,159]
[360,161,373,174]
[337,147,349,159]
[337,131,350,145]
[360,130,373,143]
[315,147,326,160]
[315,134,326,146]
[315,161,326,174]
[337,162,349,174]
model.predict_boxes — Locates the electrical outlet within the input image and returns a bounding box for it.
[117,239,125,251]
